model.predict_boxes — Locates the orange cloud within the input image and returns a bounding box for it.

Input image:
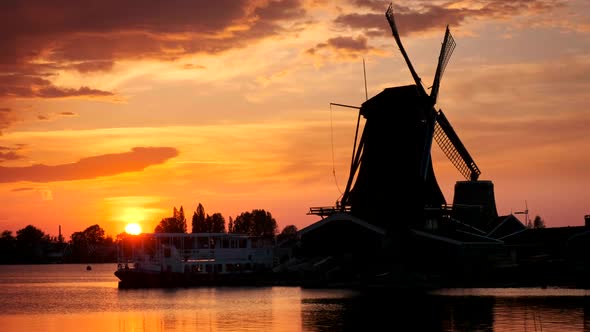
[0,147,179,183]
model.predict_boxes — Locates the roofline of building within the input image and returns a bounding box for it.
[298,212,387,236]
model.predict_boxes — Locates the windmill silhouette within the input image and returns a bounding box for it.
[299,2,529,289]
[312,2,499,235]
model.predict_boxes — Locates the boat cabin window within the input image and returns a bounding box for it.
[251,239,260,248]
[197,237,209,248]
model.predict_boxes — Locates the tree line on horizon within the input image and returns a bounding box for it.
[153,203,298,242]
[0,203,299,265]
[0,223,116,265]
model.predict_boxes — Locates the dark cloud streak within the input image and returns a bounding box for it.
[70,61,114,73]
[306,36,372,57]
[0,0,307,64]
[318,0,564,60]
[36,111,78,122]
[0,74,114,99]
[0,144,26,162]
[0,108,18,135]
[335,0,564,37]
[0,147,179,183]
[11,187,34,192]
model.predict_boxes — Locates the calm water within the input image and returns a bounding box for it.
[1,264,590,331]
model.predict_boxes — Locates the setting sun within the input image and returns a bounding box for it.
[125,223,142,235]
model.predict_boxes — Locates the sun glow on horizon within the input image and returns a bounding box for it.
[125,223,142,235]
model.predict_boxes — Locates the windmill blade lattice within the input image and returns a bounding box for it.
[434,110,481,181]
[430,26,456,103]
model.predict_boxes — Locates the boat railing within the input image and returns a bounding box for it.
[117,252,162,269]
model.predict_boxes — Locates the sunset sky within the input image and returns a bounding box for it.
[1,0,589,239]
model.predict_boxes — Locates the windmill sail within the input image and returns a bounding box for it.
[419,26,456,180]
[430,26,455,103]
[434,110,481,181]
[385,3,427,96]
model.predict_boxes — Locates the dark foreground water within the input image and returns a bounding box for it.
[1,264,590,331]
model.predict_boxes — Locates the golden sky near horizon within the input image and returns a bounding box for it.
[0,0,589,239]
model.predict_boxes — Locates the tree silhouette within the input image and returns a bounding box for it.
[0,230,17,263]
[232,212,253,234]
[233,209,277,237]
[70,224,111,263]
[83,224,106,245]
[207,213,226,233]
[533,215,546,229]
[17,224,46,243]
[155,206,187,233]
[191,203,228,233]
[277,224,298,243]
[16,225,49,263]
[192,203,206,233]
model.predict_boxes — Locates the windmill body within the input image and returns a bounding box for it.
[340,85,446,232]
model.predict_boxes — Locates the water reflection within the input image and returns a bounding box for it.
[433,288,590,331]
[112,287,301,331]
[301,289,494,331]
[301,288,590,332]
[2,265,590,331]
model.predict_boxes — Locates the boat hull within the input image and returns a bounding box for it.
[114,268,275,289]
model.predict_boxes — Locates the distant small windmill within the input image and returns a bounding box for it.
[514,200,530,228]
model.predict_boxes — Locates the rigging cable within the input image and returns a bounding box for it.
[330,58,369,199]
[363,57,368,101]
[330,102,344,196]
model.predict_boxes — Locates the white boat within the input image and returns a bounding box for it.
[114,232,276,288]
